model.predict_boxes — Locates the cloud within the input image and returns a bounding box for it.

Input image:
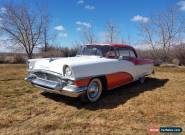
[58,32,68,38]
[178,1,185,11]
[77,1,95,10]
[76,21,91,28]
[76,21,91,31]
[77,0,84,4]
[54,24,67,38]
[0,7,6,14]
[131,15,149,23]
[85,5,95,10]
[54,25,65,31]
[76,27,82,31]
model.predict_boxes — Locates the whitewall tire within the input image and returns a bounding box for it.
[80,78,103,103]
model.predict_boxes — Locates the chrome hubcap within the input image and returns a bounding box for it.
[87,82,99,98]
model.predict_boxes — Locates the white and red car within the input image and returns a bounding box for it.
[25,43,154,102]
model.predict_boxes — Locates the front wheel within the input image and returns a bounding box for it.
[80,78,102,103]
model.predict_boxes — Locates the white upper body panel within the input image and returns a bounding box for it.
[29,55,153,80]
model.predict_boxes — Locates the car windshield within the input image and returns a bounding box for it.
[78,45,116,58]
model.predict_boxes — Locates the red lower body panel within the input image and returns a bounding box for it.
[106,72,133,90]
[74,72,133,90]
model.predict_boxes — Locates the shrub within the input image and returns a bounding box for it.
[0,53,26,64]
[14,54,26,63]
[172,58,180,65]
[40,46,78,58]
[4,56,15,63]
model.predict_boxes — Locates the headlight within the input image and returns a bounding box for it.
[64,66,72,76]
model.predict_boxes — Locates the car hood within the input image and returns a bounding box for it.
[30,56,116,75]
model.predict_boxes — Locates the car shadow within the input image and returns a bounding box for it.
[41,77,169,110]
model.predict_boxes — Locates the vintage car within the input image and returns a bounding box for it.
[25,43,154,102]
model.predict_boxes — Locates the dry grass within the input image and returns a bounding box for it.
[0,64,184,135]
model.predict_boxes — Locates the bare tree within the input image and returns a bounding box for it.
[105,21,119,43]
[81,28,96,44]
[139,21,157,55]
[42,15,50,52]
[121,33,132,45]
[139,7,185,61]
[0,4,48,58]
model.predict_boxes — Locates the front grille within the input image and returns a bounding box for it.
[33,71,62,82]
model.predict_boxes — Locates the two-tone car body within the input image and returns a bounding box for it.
[25,43,154,102]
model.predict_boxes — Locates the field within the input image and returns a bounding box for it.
[0,64,184,135]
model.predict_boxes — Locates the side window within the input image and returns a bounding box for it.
[119,49,130,57]
[129,50,136,58]
[118,48,137,59]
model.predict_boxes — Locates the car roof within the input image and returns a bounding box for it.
[85,43,135,51]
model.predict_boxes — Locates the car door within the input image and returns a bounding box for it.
[104,47,133,89]
[116,48,139,80]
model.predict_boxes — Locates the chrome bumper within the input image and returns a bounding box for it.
[25,75,87,97]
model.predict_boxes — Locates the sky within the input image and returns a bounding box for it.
[0,0,185,51]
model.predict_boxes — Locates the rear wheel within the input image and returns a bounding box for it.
[80,78,102,103]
